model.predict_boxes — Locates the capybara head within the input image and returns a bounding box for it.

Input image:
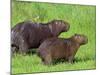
[48,20,70,36]
[71,34,88,45]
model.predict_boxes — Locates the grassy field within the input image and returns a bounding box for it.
[11,0,96,74]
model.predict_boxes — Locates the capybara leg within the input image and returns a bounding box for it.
[19,42,28,55]
[11,47,16,53]
[68,56,74,63]
[19,46,28,55]
[41,58,45,64]
[44,54,52,65]
[11,46,17,55]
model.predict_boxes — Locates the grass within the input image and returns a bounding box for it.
[11,0,96,74]
[12,54,95,74]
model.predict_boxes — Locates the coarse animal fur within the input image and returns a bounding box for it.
[37,34,88,65]
[11,20,70,54]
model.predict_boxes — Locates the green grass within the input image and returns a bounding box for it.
[12,54,95,74]
[11,0,96,74]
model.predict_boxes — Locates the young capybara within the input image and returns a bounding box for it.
[37,34,88,65]
[11,20,70,54]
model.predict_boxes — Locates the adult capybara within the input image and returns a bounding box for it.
[11,20,70,54]
[37,34,88,65]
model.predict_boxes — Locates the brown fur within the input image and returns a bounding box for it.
[37,34,88,65]
[11,20,70,54]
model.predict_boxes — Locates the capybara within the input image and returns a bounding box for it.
[11,20,70,54]
[37,34,88,65]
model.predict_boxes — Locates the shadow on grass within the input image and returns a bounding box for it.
[51,57,95,65]
[27,48,37,55]
[74,57,95,63]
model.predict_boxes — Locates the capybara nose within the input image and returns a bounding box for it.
[66,24,70,31]
[83,37,88,44]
